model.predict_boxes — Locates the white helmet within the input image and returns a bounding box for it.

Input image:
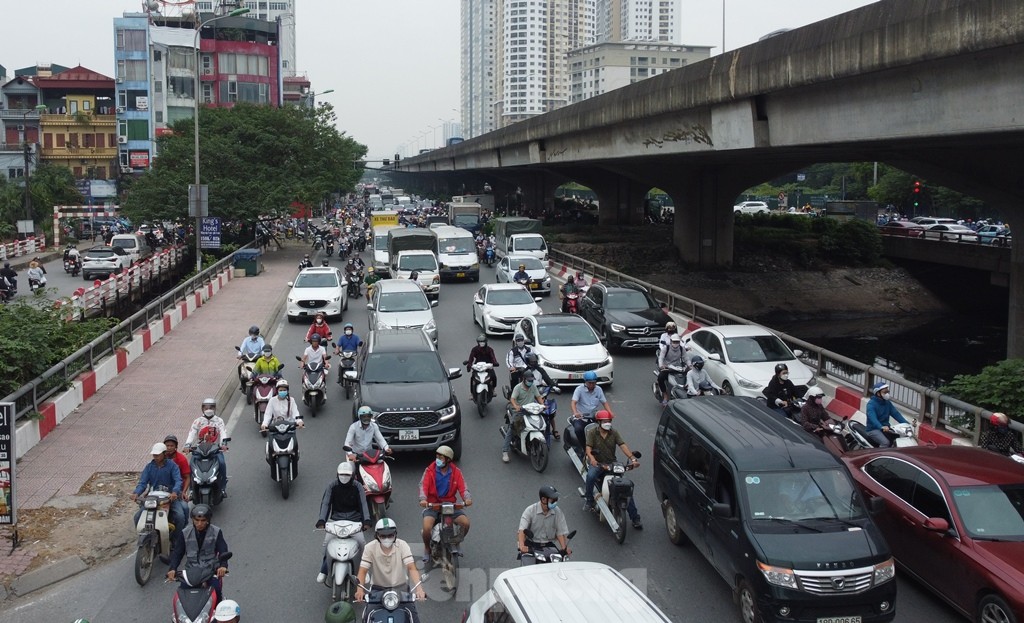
[805,386,825,398]
[337,462,354,484]
[150,442,167,455]
[213,599,240,621]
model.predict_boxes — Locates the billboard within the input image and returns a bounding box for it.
[200,217,221,249]
[0,403,15,525]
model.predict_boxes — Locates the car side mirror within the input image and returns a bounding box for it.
[474,297,483,305]
[534,297,542,303]
[865,496,886,515]
[923,517,950,533]
[792,349,804,357]
[431,300,439,308]
[711,503,732,518]
[366,303,373,310]
[707,353,722,362]
[448,367,463,379]
[287,281,294,287]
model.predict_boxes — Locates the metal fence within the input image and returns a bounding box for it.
[64,245,188,319]
[549,248,997,444]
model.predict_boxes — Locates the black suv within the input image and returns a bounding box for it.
[578,281,671,349]
[351,329,463,458]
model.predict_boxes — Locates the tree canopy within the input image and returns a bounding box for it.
[122,103,366,224]
[0,164,82,239]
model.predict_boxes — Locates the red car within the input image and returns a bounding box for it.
[842,445,1024,623]
[879,221,925,237]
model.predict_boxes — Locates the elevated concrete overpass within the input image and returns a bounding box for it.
[394,0,1024,356]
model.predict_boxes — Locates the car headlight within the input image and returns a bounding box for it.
[437,404,457,421]
[757,561,798,589]
[610,323,626,333]
[873,559,896,584]
[432,276,440,285]
[376,320,393,330]
[736,376,762,390]
[439,263,448,270]
[424,319,436,332]
[331,296,341,303]
[471,262,480,269]
[806,374,818,387]
[543,277,550,285]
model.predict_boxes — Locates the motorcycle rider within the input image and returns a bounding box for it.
[512,263,530,285]
[64,243,81,266]
[658,321,679,353]
[364,266,381,298]
[865,381,910,447]
[305,312,333,344]
[583,411,643,529]
[0,262,17,293]
[345,406,391,463]
[465,334,499,399]
[559,275,579,313]
[518,485,571,559]
[657,334,689,405]
[26,261,46,289]
[764,363,800,419]
[570,371,612,443]
[418,445,472,563]
[212,599,241,623]
[334,323,363,362]
[163,434,191,502]
[298,254,313,270]
[261,379,305,431]
[315,462,372,584]
[237,326,264,393]
[251,344,282,379]
[166,504,230,601]
[979,412,1023,456]
[798,387,849,452]
[355,519,426,622]
[130,442,186,530]
[684,356,722,397]
[503,373,544,463]
[302,333,330,371]
[184,398,229,498]
[506,334,532,386]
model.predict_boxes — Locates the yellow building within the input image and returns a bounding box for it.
[35,66,118,179]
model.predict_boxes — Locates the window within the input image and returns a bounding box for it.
[126,120,149,141]
[118,59,146,81]
[155,111,164,123]
[56,134,65,147]
[912,472,952,523]
[864,458,918,505]
[8,168,24,179]
[202,84,213,104]
[118,121,128,137]
[167,76,195,99]
[153,50,162,62]
[683,438,711,487]
[154,80,163,94]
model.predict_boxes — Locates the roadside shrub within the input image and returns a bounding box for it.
[819,219,881,265]
[940,359,1024,428]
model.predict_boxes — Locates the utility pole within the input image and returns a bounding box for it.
[22,142,33,224]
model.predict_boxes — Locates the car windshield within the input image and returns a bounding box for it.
[85,250,116,258]
[378,291,429,312]
[950,484,1024,541]
[486,289,535,305]
[111,239,136,249]
[362,352,444,383]
[743,469,866,524]
[374,236,388,251]
[452,215,479,227]
[723,334,794,363]
[510,258,545,270]
[437,237,474,254]
[537,320,598,346]
[605,290,655,310]
[294,273,339,288]
[398,255,437,271]
[514,237,546,251]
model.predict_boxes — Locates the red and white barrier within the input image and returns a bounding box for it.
[0,235,47,262]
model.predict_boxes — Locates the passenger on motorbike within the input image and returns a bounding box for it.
[518,485,571,558]
[237,326,265,392]
[184,398,229,497]
[26,261,46,288]
[763,363,800,419]
[355,519,426,621]
[512,263,530,285]
[506,334,533,386]
[0,262,16,295]
[583,411,643,529]
[163,434,191,502]
[865,381,909,448]
[305,312,332,344]
[466,334,499,398]
[353,256,365,272]
[130,442,186,530]
[570,371,612,443]
[684,356,722,397]
[657,334,689,405]
[503,375,544,463]
[315,462,372,584]
[64,244,80,264]
[798,387,849,452]
[301,333,330,371]
[345,407,391,463]
[166,504,230,601]
[418,445,472,563]
[658,321,679,352]
[979,412,1023,456]
[559,275,579,313]
[261,379,305,431]
[251,345,282,378]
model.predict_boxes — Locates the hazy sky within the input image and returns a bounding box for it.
[3,0,877,159]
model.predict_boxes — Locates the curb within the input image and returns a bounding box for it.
[9,555,87,597]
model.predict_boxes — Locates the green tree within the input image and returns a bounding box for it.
[122,103,366,224]
[940,359,1024,428]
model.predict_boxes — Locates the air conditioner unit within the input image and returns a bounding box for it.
[121,166,132,174]
[116,77,124,83]
[115,106,126,114]
[117,136,128,144]
[203,68,214,75]
[16,125,25,131]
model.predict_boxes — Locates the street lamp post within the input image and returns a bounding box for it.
[193,7,250,273]
[301,88,334,108]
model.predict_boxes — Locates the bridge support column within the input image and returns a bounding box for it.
[579,174,647,227]
[660,169,745,267]
[1009,235,1024,358]
[489,171,564,218]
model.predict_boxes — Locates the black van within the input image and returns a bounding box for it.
[653,397,896,623]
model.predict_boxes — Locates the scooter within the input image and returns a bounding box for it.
[134,488,175,586]
[564,291,579,314]
[347,273,362,299]
[188,437,229,508]
[234,347,260,404]
[325,239,335,257]
[669,380,722,400]
[338,350,358,399]
[313,235,324,251]
[424,503,464,593]
[346,445,393,524]
[266,418,299,499]
[483,246,496,267]
[518,528,576,566]
[251,371,282,434]
[170,552,232,623]
[28,277,44,292]
[359,580,423,623]
[651,364,687,403]
[295,355,331,417]
[64,257,81,276]
[843,418,918,450]
[466,361,495,417]
[320,520,362,602]
[500,402,550,472]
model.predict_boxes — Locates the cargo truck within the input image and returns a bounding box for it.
[447,201,483,233]
[387,229,440,297]
[492,217,547,261]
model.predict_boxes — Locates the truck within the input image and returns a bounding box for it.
[371,224,401,275]
[492,217,547,261]
[447,201,483,234]
[387,229,441,297]
[370,210,399,228]
[431,225,479,282]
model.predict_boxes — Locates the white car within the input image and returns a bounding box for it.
[681,324,816,398]
[514,314,613,386]
[286,267,348,322]
[922,223,979,243]
[472,283,543,336]
[81,245,131,280]
[733,201,770,214]
[496,255,551,296]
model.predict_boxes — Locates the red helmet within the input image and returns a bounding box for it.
[595,410,613,422]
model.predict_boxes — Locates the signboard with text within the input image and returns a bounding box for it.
[0,403,16,525]
[200,217,221,249]
[129,150,150,168]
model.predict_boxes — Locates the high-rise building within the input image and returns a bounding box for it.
[460,0,499,139]
[188,0,297,77]
[569,41,710,102]
[596,0,678,44]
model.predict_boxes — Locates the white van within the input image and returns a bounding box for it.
[109,233,153,266]
[431,225,478,282]
[371,224,400,275]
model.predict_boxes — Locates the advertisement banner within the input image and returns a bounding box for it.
[0,402,16,525]
[129,150,150,168]
[200,217,221,250]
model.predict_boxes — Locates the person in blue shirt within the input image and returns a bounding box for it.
[865,381,908,448]
[237,325,265,393]
[569,371,613,445]
[130,442,186,530]
[334,323,363,385]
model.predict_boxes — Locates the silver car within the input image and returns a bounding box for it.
[496,255,551,296]
[366,279,439,345]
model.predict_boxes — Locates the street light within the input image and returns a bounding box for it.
[193,6,250,273]
[301,88,334,108]
[428,124,441,149]
[22,104,48,234]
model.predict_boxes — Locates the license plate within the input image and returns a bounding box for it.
[567,373,581,380]
[399,429,420,441]
[529,283,539,289]
[456,272,465,278]
[639,337,659,343]
[817,617,861,623]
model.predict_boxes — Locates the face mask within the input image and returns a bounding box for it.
[250,336,258,341]
[278,390,288,398]
[525,380,534,387]
[780,373,789,381]
[600,422,613,431]
[477,342,485,348]
[435,458,446,468]
[548,501,558,510]
[316,319,323,325]
[338,475,352,485]
[881,392,890,400]
[379,536,396,548]
[203,409,215,418]
[345,330,353,336]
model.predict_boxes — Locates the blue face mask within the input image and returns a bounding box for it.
[525,380,534,387]
[278,390,288,398]
[435,458,445,468]
[548,501,558,510]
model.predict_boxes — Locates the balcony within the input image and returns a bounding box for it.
[40,113,117,127]
[41,145,119,160]
[0,109,43,121]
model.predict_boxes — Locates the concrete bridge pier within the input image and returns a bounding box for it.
[1007,222,1024,358]
[556,168,648,226]
[659,168,749,267]
[486,170,565,218]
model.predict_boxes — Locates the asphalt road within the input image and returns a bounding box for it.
[4,253,961,623]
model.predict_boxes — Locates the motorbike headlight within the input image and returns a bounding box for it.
[757,561,798,590]
[424,319,436,332]
[144,499,158,509]
[873,558,896,584]
[383,590,401,610]
[610,323,626,333]
[736,376,762,390]
[438,404,457,421]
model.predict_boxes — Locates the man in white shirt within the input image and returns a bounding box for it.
[301,333,329,370]
[345,406,391,462]
[261,379,305,430]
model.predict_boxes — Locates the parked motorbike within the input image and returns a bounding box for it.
[358,580,423,623]
[169,552,232,623]
[424,502,464,593]
[320,520,362,602]
[188,437,229,508]
[266,418,299,499]
[295,355,331,417]
[346,445,393,524]
[465,361,495,417]
[500,402,550,472]
[651,364,687,403]
[518,528,576,566]
[234,347,260,405]
[134,488,175,586]
[338,350,358,399]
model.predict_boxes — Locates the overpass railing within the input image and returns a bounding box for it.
[0,235,47,262]
[60,245,188,319]
[3,245,246,423]
[549,248,996,444]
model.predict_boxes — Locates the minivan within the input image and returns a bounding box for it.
[366,279,438,345]
[653,397,896,623]
[109,233,153,266]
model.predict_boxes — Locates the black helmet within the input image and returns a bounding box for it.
[191,504,212,519]
[539,485,559,501]
[691,356,704,369]
[525,353,539,367]
[775,363,789,374]
[163,434,178,444]
[477,334,486,345]
[322,260,329,266]
[248,325,260,336]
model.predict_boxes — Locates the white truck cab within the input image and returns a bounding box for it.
[390,249,440,299]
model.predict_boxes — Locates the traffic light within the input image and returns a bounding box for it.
[912,180,922,207]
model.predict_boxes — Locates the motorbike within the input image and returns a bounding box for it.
[346,445,393,524]
[251,370,282,434]
[359,580,423,623]
[320,520,362,602]
[346,273,362,299]
[313,235,324,251]
[234,347,260,404]
[841,418,918,450]
[424,502,464,593]
[465,361,495,417]
[266,418,299,499]
[64,257,81,276]
[188,437,229,508]
[134,488,175,585]
[651,364,687,403]
[483,246,496,267]
[500,402,550,472]
[295,355,331,417]
[518,528,576,566]
[169,552,232,623]
[325,239,335,257]
[564,291,579,314]
[28,277,44,292]
[338,350,358,399]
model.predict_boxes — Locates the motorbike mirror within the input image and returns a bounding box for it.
[343,445,353,452]
[430,300,439,308]
[234,346,241,352]
[287,281,294,287]
[325,355,332,360]
[222,437,231,443]
[218,552,233,563]
[277,364,285,371]
[632,450,643,459]
[295,356,302,361]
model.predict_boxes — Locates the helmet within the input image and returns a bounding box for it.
[150,442,167,455]
[248,325,260,336]
[368,266,374,273]
[595,410,613,422]
[872,381,889,394]
[525,353,539,367]
[202,397,217,409]
[315,311,325,319]
[670,334,681,343]
[567,275,575,283]
[213,599,241,622]
[477,334,486,344]
[691,356,704,369]
[262,344,273,354]
[337,462,354,477]
[163,434,178,445]
[324,601,357,623]
[322,260,330,267]
[539,485,559,501]
[436,445,455,460]
[583,371,598,382]
[310,333,322,342]
[774,363,789,375]
[375,517,398,537]
[519,263,526,270]
[358,406,373,421]
[276,379,289,389]
[990,412,1009,426]
[514,334,525,343]
[344,323,354,330]
[190,504,212,519]
[666,321,677,332]
[805,386,825,398]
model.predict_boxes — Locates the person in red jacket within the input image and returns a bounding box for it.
[305,312,332,344]
[418,445,472,563]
